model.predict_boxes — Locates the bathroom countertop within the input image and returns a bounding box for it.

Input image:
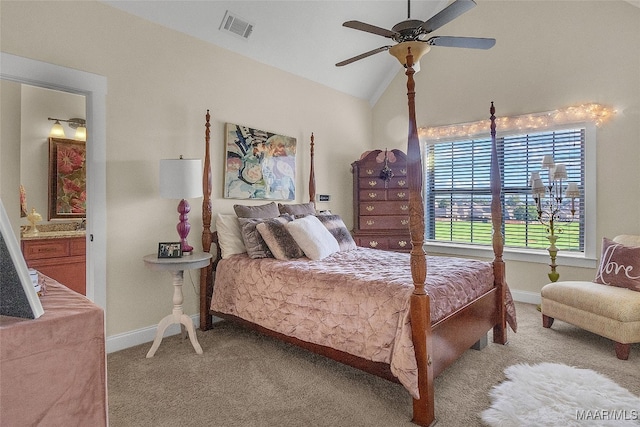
[21,230,86,240]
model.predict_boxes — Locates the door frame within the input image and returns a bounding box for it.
[1,52,107,311]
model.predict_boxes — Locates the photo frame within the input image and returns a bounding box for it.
[48,137,86,220]
[0,199,44,319]
[158,242,182,258]
[224,123,296,200]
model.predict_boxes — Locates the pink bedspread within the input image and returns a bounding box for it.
[211,247,514,398]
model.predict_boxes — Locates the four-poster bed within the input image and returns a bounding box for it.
[199,48,514,426]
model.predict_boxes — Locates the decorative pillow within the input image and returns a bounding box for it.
[278,202,316,215]
[594,237,640,292]
[286,215,340,261]
[256,218,304,260]
[234,202,280,218]
[315,214,357,251]
[238,218,273,259]
[215,213,246,259]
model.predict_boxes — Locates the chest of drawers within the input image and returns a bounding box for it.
[351,149,411,252]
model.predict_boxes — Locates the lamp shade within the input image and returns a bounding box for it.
[159,158,203,199]
[553,163,567,180]
[541,155,555,169]
[50,120,66,138]
[565,182,580,198]
[389,41,431,67]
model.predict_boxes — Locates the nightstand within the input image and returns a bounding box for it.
[143,251,212,358]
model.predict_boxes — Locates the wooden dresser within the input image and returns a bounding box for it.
[21,235,86,295]
[351,149,411,252]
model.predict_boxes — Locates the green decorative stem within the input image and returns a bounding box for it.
[547,233,559,282]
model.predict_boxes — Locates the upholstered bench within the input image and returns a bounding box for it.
[541,235,640,360]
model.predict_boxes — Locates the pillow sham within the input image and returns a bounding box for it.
[286,215,340,260]
[315,214,357,251]
[594,237,640,292]
[215,213,246,259]
[278,202,316,215]
[256,218,304,260]
[234,202,279,218]
[238,218,273,259]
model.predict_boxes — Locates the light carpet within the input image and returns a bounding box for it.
[481,362,640,426]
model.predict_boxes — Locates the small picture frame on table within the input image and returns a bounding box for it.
[158,242,182,259]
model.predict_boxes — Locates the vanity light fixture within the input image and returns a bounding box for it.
[47,117,87,141]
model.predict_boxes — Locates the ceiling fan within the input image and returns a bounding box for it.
[336,0,495,67]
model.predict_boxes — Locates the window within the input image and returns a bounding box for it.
[425,126,588,254]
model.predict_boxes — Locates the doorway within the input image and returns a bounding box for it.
[0,52,107,311]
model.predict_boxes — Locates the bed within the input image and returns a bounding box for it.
[199,49,515,426]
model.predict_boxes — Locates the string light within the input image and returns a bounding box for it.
[419,103,616,140]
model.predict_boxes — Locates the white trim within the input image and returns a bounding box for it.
[510,289,542,306]
[0,52,108,311]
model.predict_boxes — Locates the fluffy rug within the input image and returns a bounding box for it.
[481,362,640,426]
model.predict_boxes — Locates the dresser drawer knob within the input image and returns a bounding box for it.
[401,219,409,226]
[400,205,408,211]
[368,192,377,199]
[366,205,374,212]
[397,192,406,198]
[398,241,407,247]
[366,220,375,226]
[368,180,377,187]
[398,180,406,187]
[366,168,374,175]
[400,168,407,175]
[369,241,378,248]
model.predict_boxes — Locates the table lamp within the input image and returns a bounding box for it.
[159,156,203,254]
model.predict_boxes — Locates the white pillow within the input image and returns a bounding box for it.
[215,213,246,259]
[285,215,340,260]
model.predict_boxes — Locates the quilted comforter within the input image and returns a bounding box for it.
[210,247,515,398]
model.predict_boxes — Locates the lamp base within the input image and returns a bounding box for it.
[176,199,193,254]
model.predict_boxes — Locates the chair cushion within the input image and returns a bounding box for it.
[541,281,640,323]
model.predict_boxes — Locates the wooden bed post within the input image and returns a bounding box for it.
[405,48,435,427]
[200,110,214,331]
[309,133,316,209]
[489,102,508,344]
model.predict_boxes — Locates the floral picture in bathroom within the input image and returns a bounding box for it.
[48,137,86,219]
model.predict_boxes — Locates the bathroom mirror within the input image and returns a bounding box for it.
[48,137,86,219]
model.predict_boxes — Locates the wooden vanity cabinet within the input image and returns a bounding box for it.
[351,149,411,252]
[21,236,86,295]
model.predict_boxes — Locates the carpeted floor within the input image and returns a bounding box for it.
[107,302,640,426]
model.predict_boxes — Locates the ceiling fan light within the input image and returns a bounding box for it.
[389,41,431,67]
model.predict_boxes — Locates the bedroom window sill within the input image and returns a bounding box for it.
[423,242,598,269]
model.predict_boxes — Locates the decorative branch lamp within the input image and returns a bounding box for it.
[530,156,580,282]
[159,156,203,254]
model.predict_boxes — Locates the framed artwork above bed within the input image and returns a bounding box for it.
[224,123,296,200]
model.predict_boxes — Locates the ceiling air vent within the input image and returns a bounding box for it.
[219,10,254,40]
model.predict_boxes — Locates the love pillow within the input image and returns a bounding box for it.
[594,237,640,292]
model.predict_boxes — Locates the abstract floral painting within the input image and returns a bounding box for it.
[48,138,86,219]
[224,123,296,200]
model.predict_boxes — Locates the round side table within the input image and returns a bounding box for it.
[143,251,212,358]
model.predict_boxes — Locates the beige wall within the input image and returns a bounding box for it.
[1,0,638,340]
[1,0,371,337]
[373,1,640,295]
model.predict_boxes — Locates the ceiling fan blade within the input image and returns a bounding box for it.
[335,46,392,67]
[426,36,496,49]
[420,0,477,34]
[343,20,399,39]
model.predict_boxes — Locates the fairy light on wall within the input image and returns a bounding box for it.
[419,103,616,140]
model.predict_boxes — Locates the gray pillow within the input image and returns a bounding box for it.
[316,214,357,251]
[234,202,280,218]
[256,218,304,260]
[238,218,273,259]
[278,202,316,215]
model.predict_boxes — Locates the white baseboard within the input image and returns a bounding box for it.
[106,314,200,354]
[106,291,541,354]
[510,289,541,305]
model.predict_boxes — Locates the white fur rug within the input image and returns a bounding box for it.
[481,362,640,426]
